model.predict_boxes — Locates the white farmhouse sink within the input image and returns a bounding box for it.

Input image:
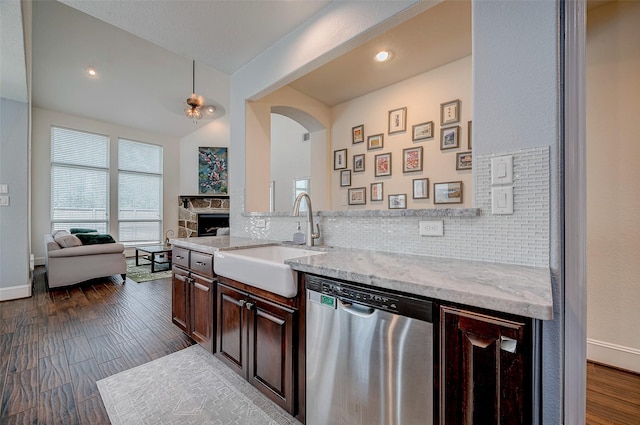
[213,245,326,298]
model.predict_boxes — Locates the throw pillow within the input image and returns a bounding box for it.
[70,228,98,234]
[75,233,116,245]
[52,229,69,238]
[54,233,83,248]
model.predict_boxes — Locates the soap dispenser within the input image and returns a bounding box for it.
[293,222,306,245]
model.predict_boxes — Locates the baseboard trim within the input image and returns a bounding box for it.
[587,338,640,374]
[0,284,32,301]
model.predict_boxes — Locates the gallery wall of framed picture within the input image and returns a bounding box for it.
[328,55,473,210]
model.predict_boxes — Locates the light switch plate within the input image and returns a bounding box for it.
[0,184,8,194]
[491,155,513,185]
[255,218,266,228]
[419,220,444,236]
[492,187,513,214]
[0,195,9,206]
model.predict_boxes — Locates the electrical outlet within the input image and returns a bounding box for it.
[0,196,9,206]
[0,184,8,193]
[419,220,444,236]
[255,218,267,228]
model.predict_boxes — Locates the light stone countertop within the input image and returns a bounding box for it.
[169,236,553,321]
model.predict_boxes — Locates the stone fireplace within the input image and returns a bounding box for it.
[178,195,230,238]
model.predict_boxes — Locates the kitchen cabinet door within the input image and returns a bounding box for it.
[440,306,531,425]
[247,295,296,414]
[215,282,247,376]
[171,266,190,334]
[190,273,214,353]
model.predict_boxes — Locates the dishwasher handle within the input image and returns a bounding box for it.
[338,299,376,317]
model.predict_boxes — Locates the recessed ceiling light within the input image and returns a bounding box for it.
[207,106,216,114]
[86,67,97,76]
[374,51,392,62]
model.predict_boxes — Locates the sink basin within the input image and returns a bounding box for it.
[213,245,326,298]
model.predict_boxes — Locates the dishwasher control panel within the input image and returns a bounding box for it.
[306,274,432,322]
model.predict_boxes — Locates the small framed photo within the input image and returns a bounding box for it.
[456,151,473,170]
[367,133,384,150]
[370,182,383,201]
[440,126,460,150]
[441,99,460,126]
[388,194,407,209]
[352,124,364,144]
[467,120,472,149]
[388,107,407,134]
[374,152,392,177]
[348,187,366,205]
[434,181,463,204]
[340,169,352,187]
[403,146,423,173]
[353,154,365,172]
[413,178,429,199]
[412,121,434,141]
[334,149,347,170]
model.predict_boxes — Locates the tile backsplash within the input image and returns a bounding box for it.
[231,146,549,267]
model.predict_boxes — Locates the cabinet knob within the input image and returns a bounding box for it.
[245,302,254,310]
[195,261,205,266]
[176,255,183,260]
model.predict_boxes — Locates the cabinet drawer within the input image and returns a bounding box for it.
[172,247,190,268]
[191,251,214,278]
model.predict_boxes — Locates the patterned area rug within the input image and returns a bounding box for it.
[97,345,301,425]
[126,258,172,283]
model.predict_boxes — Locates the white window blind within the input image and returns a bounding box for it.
[51,127,109,233]
[294,178,310,212]
[118,139,163,246]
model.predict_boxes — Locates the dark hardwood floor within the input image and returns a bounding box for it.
[0,267,194,424]
[587,361,640,425]
[2,268,639,424]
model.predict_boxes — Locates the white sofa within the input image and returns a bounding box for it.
[44,233,127,288]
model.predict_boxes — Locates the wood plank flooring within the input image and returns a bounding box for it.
[2,268,639,424]
[0,267,194,424]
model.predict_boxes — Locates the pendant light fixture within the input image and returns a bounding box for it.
[185,60,203,123]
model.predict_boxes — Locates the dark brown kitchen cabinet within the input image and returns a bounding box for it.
[439,305,531,425]
[216,277,297,415]
[171,248,215,353]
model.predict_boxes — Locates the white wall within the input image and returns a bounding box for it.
[0,98,30,300]
[271,114,311,212]
[331,56,472,209]
[586,0,640,373]
[179,116,230,195]
[31,107,180,263]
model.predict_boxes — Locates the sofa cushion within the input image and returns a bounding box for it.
[75,233,116,245]
[54,233,83,248]
[52,229,69,238]
[70,228,98,234]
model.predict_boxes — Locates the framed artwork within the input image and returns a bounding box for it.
[353,154,365,172]
[403,146,423,173]
[374,152,392,177]
[334,149,347,170]
[348,187,366,205]
[367,133,384,150]
[388,194,407,209]
[434,181,463,204]
[440,99,460,126]
[412,121,434,141]
[352,124,364,144]
[340,169,352,187]
[456,151,473,170]
[388,107,407,134]
[413,178,429,199]
[198,147,228,194]
[440,126,460,150]
[370,182,383,201]
[467,120,473,149]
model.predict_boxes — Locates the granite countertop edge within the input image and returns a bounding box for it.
[169,237,553,321]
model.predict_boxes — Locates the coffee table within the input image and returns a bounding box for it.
[135,245,172,273]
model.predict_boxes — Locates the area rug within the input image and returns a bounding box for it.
[97,344,301,425]
[126,258,172,282]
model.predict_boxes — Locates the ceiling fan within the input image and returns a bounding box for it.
[185,60,215,123]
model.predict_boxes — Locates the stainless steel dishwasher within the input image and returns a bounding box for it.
[306,275,433,425]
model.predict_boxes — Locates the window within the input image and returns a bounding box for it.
[51,127,109,233]
[118,139,163,246]
[294,178,310,212]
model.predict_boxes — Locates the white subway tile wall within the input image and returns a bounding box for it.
[231,146,549,267]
